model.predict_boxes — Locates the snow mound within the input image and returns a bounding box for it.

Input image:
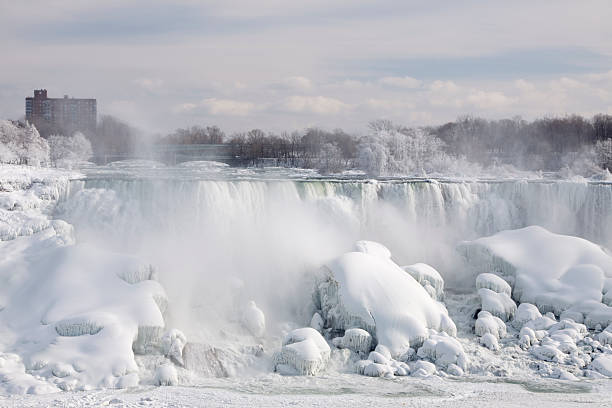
[461,226,612,316]
[416,332,468,371]
[273,328,331,375]
[480,333,500,351]
[315,243,457,356]
[353,240,391,259]
[403,263,445,300]
[356,345,410,377]
[154,364,178,386]
[589,354,612,377]
[332,328,372,355]
[599,325,612,346]
[478,288,516,321]
[475,311,506,339]
[476,273,511,296]
[512,303,542,329]
[0,229,166,392]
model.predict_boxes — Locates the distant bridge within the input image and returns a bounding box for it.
[93,144,240,165]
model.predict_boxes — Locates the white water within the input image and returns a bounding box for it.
[55,166,612,347]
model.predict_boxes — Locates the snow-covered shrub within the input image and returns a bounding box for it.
[48,132,92,167]
[0,120,50,165]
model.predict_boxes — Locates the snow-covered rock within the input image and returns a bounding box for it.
[0,228,166,392]
[416,332,468,371]
[332,328,372,355]
[512,303,542,329]
[461,226,612,315]
[475,311,506,339]
[480,333,500,351]
[478,288,517,321]
[402,263,445,300]
[310,312,324,332]
[154,364,178,386]
[273,328,331,376]
[353,240,391,259]
[315,243,457,357]
[599,324,612,346]
[589,354,612,377]
[476,273,512,296]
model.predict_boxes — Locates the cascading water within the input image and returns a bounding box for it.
[55,166,612,346]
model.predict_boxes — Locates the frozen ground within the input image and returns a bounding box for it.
[2,375,612,407]
[1,162,612,406]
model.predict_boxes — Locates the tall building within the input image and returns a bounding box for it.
[25,89,96,136]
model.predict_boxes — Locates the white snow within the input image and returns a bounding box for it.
[416,332,468,371]
[513,303,542,329]
[478,288,517,321]
[332,328,373,355]
[475,311,506,339]
[461,226,612,316]
[476,273,512,296]
[403,263,445,300]
[273,328,331,375]
[316,245,456,356]
[242,300,266,337]
[353,240,392,259]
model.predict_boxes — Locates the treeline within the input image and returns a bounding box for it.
[157,114,612,174]
[431,114,612,170]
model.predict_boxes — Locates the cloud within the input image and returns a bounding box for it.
[201,98,255,116]
[378,76,421,88]
[466,91,514,109]
[133,78,164,91]
[282,96,349,115]
[173,103,198,113]
[281,76,313,91]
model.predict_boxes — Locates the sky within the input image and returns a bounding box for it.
[1,0,611,135]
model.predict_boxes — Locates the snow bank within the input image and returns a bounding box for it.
[274,328,331,376]
[315,242,457,356]
[0,228,166,392]
[461,226,612,315]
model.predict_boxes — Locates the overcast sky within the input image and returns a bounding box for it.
[1,0,611,134]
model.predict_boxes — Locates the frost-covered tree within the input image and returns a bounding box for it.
[0,120,50,165]
[357,122,463,176]
[318,142,344,174]
[595,138,612,170]
[49,132,93,167]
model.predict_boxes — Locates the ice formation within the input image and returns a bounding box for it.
[241,301,266,338]
[315,242,457,356]
[3,162,612,396]
[273,328,331,375]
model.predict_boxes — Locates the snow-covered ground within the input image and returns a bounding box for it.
[1,161,612,406]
